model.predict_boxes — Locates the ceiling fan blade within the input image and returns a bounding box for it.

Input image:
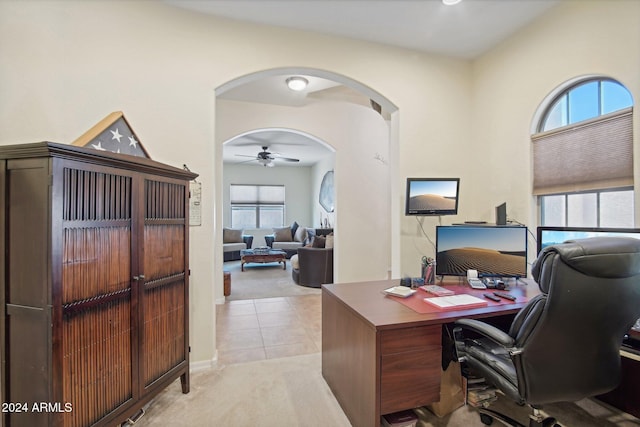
[235,154,260,158]
[235,158,260,165]
[276,157,300,162]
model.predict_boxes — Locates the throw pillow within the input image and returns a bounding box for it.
[325,233,334,249]
[223,228,243,243]
[305,228,316,246]
[273,226,293,242]
[294,226,307,243]
[290,221,299,238]
[313,235,326,248]
[290,254,300,270]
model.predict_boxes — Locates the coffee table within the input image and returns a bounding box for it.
[240,249,287,271]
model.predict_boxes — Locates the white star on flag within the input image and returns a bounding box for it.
[129,135,138,148]
[91,141,107,151]
[110,128,123,142]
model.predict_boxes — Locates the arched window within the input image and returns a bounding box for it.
[532,78,634,227]
[540,79,633,132]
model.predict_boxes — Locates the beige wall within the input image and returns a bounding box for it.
[0,0,638,367]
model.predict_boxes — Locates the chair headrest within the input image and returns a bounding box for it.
[532,237,640,285]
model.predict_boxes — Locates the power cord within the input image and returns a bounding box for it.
[415,216,437,253]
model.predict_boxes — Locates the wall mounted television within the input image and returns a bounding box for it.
[436,225,528,278]
[536,226,640,255]
[405,178,460,216]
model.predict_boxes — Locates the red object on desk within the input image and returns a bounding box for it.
[387,284,518,314]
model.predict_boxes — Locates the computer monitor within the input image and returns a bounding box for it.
[436,225,528,278]
[405,178,460,216]
[536,226,640,255]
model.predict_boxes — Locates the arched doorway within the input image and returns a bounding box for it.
[221,127,335,300]
[213,67,399,303]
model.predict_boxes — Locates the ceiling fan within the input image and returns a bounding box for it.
[236,146,300,167]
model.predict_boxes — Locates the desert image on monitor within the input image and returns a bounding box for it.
[437,247,526,277]
[409,194,456,211]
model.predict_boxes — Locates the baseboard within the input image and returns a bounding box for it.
[215,296,226,305]
[190,351,218,373]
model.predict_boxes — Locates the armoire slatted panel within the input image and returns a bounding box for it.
[62,302,132,427]
[61,167,134,427]
[142,179,187,386]
[62,168,131,221]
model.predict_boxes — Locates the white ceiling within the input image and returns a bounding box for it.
[166,0,560,58]
[166,0,561,166]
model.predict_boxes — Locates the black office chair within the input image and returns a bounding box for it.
[453,237,640,427]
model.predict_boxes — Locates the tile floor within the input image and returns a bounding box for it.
[216,294,322,365]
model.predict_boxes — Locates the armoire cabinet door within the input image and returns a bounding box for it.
[59,163,135,427]
[140,178,189,391]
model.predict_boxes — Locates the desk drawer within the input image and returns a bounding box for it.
[381,325,440,354]
[381,350,441,414]
[380,325,442,414]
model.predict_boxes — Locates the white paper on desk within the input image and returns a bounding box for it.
[423,294,488,309]
[383,286,416,298]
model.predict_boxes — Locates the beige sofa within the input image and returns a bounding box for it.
[264,222,307,258]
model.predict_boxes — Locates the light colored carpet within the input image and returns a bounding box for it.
[132,353,639,427]
[224,260,320,301]
[135,354,350,426]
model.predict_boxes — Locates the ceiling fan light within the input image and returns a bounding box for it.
[286,76,309,91]
[442,0,462,5]
[258,157,271,167]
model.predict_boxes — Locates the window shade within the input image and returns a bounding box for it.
[230,185,285,204]
[532,107,633,195]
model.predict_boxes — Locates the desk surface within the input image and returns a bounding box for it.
[322,278,541,330]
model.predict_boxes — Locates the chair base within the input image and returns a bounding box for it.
[477,407,562,427]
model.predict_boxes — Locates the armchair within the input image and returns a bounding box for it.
[291,247,333,288]
[453,237,640,427]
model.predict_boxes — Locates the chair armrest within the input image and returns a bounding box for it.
[243,235,253,249]
[454,318,515,348]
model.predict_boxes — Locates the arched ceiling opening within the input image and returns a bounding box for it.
[217,67,396,169]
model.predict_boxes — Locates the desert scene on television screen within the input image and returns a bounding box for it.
[437,247,526,276]
[409,194,456,211]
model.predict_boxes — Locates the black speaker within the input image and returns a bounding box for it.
[496,202,507,225]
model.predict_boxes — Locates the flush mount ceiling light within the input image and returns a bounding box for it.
[442,0,462,5]
[286,76,309,91]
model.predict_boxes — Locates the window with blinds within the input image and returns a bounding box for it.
[532,108,633,195]
[230,184,285,229]
[532,78,634,227]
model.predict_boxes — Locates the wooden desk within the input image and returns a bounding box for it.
[321,279,540,427]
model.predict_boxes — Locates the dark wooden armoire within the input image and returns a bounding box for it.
[0,142,198,426]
